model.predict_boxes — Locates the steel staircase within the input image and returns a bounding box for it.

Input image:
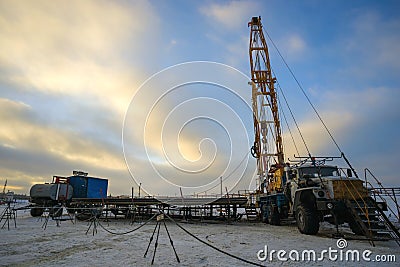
[346,198,400,246]
[245,205,259,221]
[340,168,400,247]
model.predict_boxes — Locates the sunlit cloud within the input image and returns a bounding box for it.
[0,1,162,194]
[0,98,125,170]
[0,0,159,115]
[284,34,307,59]
[199,0,260,30]
[281,86,399,185]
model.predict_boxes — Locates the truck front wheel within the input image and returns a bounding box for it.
[348,218,364,235]
[296,205,319,235]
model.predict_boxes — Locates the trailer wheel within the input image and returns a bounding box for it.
[30,207,44,217]
[296,205,319,235]
[49,205,63,218]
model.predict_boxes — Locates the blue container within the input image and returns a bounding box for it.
[68,175,108,199]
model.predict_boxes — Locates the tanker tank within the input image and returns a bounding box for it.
[30,183,73,204]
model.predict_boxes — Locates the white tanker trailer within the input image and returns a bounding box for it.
[30,183,73,202]
[29,171,108,218]
[29,183,73,217]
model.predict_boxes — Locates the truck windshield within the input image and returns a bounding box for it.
[299,166,338,178]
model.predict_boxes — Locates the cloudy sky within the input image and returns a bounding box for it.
[1,0,399,196]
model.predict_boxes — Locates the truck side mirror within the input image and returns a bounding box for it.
[347,169,352,177]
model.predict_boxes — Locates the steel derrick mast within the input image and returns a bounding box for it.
[249,16,284,192]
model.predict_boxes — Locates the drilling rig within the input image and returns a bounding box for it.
[249,16,287,225]
[248,17,400,243]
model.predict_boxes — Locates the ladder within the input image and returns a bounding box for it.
[346,197,400,246]
[336,167,400,246]
[245,205,259,221]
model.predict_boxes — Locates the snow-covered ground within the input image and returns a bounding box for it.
[0,205,398,266]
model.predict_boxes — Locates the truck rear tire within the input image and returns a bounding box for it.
[296,205,319,235]
[269,206,281,225]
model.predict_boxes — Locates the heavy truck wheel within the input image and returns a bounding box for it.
[269,205,281,225]
[261,204,269,223]
[348,218,364,235]
[296,205,319,235]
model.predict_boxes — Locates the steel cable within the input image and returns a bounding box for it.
[264,29,343,155]
[164,213,264,267]
[97,213,157,235]
[275,78,311,156]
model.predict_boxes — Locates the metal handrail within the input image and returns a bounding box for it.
[366,185,400,222]
[364,168,400,222]
[365,168,398,204]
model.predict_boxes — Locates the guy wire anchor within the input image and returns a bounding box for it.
[85,212,99,236]
[144,212,180,265]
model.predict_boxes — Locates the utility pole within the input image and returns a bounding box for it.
[220,177,222,197]
[2,179,6,198]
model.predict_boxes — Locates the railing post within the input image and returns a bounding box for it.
[342,152,358,178]
[392,188,400,223]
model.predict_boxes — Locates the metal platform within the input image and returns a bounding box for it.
[70,196,248,207]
